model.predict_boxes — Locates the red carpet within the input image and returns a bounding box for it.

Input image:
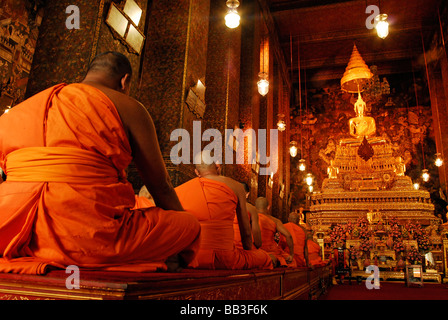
[320,282,448,300]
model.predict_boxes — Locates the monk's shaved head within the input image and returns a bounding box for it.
[288,212,299,224]
[255,197,269,213]
[87,51,132,84]
[194,151,218,175]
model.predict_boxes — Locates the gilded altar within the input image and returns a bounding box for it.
[306,44,446,281]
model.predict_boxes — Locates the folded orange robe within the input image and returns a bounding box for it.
[307,239,326,267]
[175,178,272,270]
[258,213,296,268]
[133,195,155,209]
[0,83,200,274]
[279,222,306,267]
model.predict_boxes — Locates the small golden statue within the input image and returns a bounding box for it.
[348,93,376,139]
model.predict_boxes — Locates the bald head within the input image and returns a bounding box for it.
[194,151,219,176]
[85,51,132,90]
[288,212,299,224]
[255,197,269,213]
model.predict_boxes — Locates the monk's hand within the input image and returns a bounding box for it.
[286,254,294,264]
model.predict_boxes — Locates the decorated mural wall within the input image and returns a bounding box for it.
[0,0,44,111]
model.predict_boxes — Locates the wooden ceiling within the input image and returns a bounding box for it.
[267,0,444,87]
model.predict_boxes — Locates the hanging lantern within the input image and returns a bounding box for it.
[277,114,286,132]
[225,0,240,29]
[305,173,313,186]
[422,169,430,182]
[435,153,443,167]
[375,14,389,39]
[298,159,306,171]
[289,141,298,157]
[257,72,269,96]
[308,185,314,193]
[413,183,420,190]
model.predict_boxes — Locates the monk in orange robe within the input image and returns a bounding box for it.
[279,212,307,267]
[233,182,262,249]
[256,197,296,267]
[0,52,201,274]
[304,224,327,267]
[175,153,273,270]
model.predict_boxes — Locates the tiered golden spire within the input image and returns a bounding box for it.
[341,44,373,93]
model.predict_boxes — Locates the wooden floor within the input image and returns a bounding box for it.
[0,265,332,300]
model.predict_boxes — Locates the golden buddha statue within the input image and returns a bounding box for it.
[348,93,376,139]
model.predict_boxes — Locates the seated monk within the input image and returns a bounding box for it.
[256,197,296,267]
[0,51,201,274]
[233,182,262,249]
[279,212,307,267]
[304,224,327,267]
[175,152,273,270]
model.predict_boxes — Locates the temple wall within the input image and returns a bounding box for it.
[0,0,45,111]
[13,0,292,219]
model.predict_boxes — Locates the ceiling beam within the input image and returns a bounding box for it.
[283,21,437,44]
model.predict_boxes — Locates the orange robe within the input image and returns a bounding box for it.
[258,213,296,267]
[280,222,306,267]
[133,195,155,209]
[0,83,200,274]
[307,239,326,267]
[175,178,272,270]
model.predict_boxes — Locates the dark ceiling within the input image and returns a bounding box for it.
[267,0,444,88]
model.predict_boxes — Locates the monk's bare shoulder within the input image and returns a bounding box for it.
[221,176,245,197]
[80,82,150,136]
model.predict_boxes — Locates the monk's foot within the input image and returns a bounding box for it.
[166,254,183,272]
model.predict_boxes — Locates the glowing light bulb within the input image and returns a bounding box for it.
[305,173,313,186]
[375,14,389,39]
[422,169,430,182]
[435,153,443,167]
[257,72,269,96]
[225,8,240,28]
[298,159,306,171]
[289,141,298,157]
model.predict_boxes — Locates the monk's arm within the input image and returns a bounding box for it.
[275,220,294,261]
[248,207,262,249]
[232,181,252,250]
[304,240,310,267]
[125,101,184,211]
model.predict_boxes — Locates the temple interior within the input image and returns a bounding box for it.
[2,0,448,302]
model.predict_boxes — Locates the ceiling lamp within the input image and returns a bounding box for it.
[225,0,240,29]
[422,169,430,182]
[257,72,269,96]
[435,153,443,167]
[277,114,286,132]
[289,141,298,157]
[298,159,306,171]
[305,173,314,186]
[341,44,373,93]
[375,14,389,39]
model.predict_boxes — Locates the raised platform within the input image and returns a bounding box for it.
[351,270,442,283]
[0,265,332,300]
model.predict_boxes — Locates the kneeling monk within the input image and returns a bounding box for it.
[0,52,201,274]
[256,197,296,267]
[279,212,307,267]
[175,153,273,270]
